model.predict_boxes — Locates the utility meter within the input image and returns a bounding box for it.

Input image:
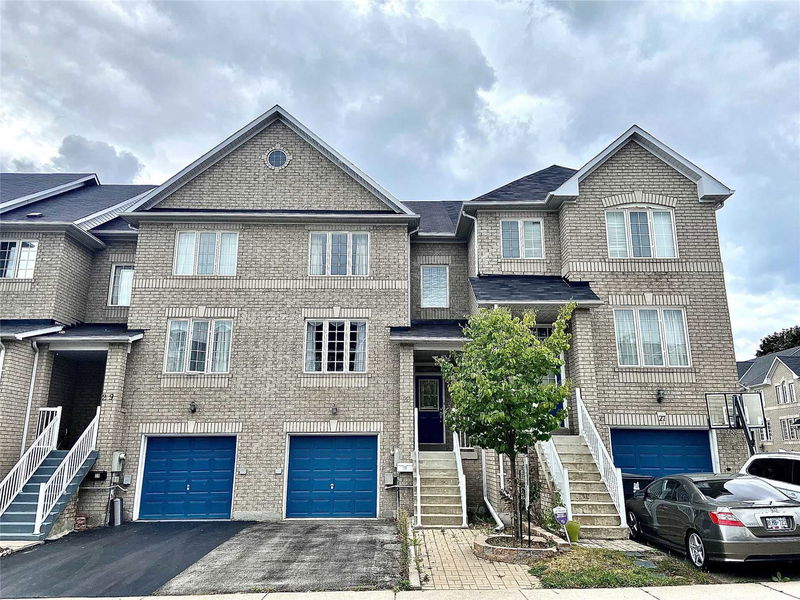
[111,451,126,473]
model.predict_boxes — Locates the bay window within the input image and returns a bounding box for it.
[420,265,449,308]
[108,264,134,306]
[605,208,676,258]
[174,231,239,276]
[501,220,544,259]
[613,307,690,367]
[305,319,367,373]
[0,240,38,278]
[309,232,369,276]
[165,318,233,373]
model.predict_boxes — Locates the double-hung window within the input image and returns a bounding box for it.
[304,319,367,373]
[613,307,690,367]
[0,240,38,278]
[174,231,239,276]
[606,208,676,258]
[500,220,544,259]
[165,319,233,373]
[309,232,369,276]
[780,418,799,441]
[777,384,785,404]
[420,265,449,308]
[761,420,773,442]
[108,265,134,306]
[790,382,797,403]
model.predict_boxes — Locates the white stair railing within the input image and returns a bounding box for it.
[413,408,422,527]
[452,432,468,527]
[0,407,61,516]
[575,389,626,526]
[537,437,572,520]
[34,407,100,534]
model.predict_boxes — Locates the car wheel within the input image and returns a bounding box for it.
[686,532,707,569]
[627,510,642,540]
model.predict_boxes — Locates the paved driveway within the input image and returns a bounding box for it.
[0,520,402,597]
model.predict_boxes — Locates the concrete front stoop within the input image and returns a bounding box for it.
[417,451,465,528]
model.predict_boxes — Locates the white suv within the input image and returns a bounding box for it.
[740,452,800,501]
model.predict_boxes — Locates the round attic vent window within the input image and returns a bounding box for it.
[267,149,287,169]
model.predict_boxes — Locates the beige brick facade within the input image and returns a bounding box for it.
[750,359,799,452]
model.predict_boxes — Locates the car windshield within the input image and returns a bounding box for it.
[695,478,792,503]
[746,458,800,486]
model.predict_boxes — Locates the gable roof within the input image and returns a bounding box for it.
[548,125,734,204]
[403,200,463,235]
[471,165,577,204]
[738,345,800,388]
[129,105,414,217]
[0,173,98,210]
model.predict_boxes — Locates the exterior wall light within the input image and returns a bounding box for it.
[656,389,666,404]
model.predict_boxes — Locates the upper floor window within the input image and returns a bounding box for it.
[501,220,543,259]
[174,231,239,276]
[165,318,233,373]
[309,232,368,276]
[304,319,367,373]
[780,417,799,441]
[420,265,449,308]
[605,208,676,258]
[108,264,134,306]
[0,240,38,279]
[613,307,690,367]
[761,419,773,442]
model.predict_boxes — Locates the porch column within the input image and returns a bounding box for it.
[398,344,415,515]
[22,344,55,452]
[77,342,129,526]
[566,309,605,442]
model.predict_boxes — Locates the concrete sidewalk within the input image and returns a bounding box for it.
[24,582,799,599]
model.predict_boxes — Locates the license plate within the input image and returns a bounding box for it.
[764,516,790,531]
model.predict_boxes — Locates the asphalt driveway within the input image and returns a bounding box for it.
[0,520,402,597]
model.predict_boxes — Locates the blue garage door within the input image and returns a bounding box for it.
[139,436,236,520]
[286,435,377,518]
[611,429,713,478]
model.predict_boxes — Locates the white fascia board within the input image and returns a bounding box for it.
[129,105,412,216]
[0,175,98,213]
[75,190,153,231]
[0,222,105,250]
[35,333,144,346]
[10,325,64,340]
[547,125,734,203]
[765,356,800,383]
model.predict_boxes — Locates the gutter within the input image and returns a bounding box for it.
[20,341,39,456]
[481,449,504,532]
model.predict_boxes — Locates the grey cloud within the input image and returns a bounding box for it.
[50,135,143,183]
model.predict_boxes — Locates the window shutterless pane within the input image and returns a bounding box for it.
[210,320,232,372]
[501,221,520,258]
[522,221,543,258]
[327,320,346,371]
[305,321,324,371]
[351,233,368,275]
[606,212,628,258]
[330,233,348,275]
[196,232,217,275]
[16,241,38,278]
[166,321,189,372]
[421,266,448,308]
[652,211,676,258]
[419,379,439,410]
[0,241,19,278]
[663,309,689,366]
[629,211,652,257]
[349,321,367,372]
[111,265,134,306]
[218,233,239,276]
[175,232,196,275]
[614,310,639,366]
[188,320,210,372]
[638,309,664,366]
[309,233,327,275]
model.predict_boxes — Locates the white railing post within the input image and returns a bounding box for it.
[413,408,421,528]
[452,432,467,527]
[91,406,101,449]
[33,483,46,534]
[537,438,572,521]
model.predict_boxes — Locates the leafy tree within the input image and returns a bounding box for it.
[437,304,574,542]
[756,326,800,356]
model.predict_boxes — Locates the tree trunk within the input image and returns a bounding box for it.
[508,453,522,542]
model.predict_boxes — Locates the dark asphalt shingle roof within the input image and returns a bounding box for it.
[471,165,577,203]
[403,201,463,235]
[389,320,467,341]
[738,345,800,387]
[0,173,93,203]
[737,359,755,380]
[0,319,61,339]
[469,275,600,303]
[1,183,154,223]
[778,356,800,378]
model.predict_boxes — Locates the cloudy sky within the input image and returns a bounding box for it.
[1,0,798,358]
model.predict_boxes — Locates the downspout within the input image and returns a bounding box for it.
[20,341,39,456]
[481,449,504,531]
[460,210,479,276]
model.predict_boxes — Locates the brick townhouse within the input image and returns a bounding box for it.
[0,105,749,542]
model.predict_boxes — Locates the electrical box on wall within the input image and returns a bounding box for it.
[88,471,107,481]
[396,463,413,473]
[111,451,126,472]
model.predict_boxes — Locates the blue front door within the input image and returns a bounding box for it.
[139,436,236,520]
[611,429,713,478]
[286,435,377,518]
[416,376,444,444]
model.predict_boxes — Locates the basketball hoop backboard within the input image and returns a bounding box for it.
[705,392,765,429]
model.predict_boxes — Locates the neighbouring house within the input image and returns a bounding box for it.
[0,105,748,543]
[738,346,800,451]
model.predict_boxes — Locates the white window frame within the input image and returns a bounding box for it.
[499,219,545,260]
[172,231,239,276]
[780,417,799,441]
[0,239,38,279]
[420,265,449,308]
[604,206,678,259]
[163,318,234,374]
[307,231,370,276]
[790,382,797,403]
[761,419,773,442]
[612,307,692,368]
[107,263,134,307]
[303,319,369,374]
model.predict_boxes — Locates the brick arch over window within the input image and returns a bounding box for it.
[601,190,678,209]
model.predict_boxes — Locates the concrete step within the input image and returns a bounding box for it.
[579,525,630,540]
[419,476,459,486]
[418,468,458,477]
[566,470,601,482]
[420,494,462,505]
[418,451,453,459]
[552,436,584,446]
[419,457,456,467]
[571,491,614,503]
[573,513,622,526]
[421,503,461,515]
[571,501,618,515]
[562,459,598,471]
[420,485,461,495]
[555,446,592,456]
[569,480,609,492]
[0,511,36,523]
[420,514,462,527]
